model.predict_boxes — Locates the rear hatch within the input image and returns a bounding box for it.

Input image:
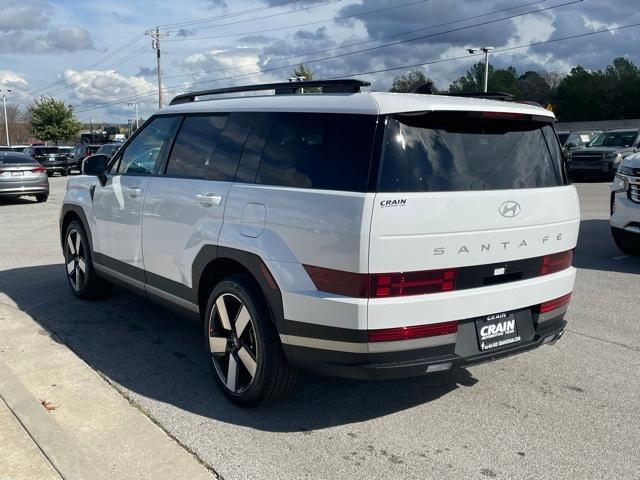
[370,111,580,276]
[34,148,66,163]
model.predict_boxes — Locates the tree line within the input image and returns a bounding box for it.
[389,57,640,122]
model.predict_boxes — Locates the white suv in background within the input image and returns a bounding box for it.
[611,153,640,254]
[60,80,580,406]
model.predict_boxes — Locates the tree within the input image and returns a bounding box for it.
[289,64,319,92]
[449,62,520,97]
[1,104,31,145]
[517,71,551,106]
[389,70,436,93]
[29,97,81,145]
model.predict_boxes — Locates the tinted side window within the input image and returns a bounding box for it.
[255,113,376,192]
[117,116,175,175]
[166,115,228,179]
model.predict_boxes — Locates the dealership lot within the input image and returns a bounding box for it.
[1,178,639,479]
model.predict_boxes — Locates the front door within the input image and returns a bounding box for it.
[92,116,178,274]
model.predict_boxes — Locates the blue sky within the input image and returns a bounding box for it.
[1,0,639,122]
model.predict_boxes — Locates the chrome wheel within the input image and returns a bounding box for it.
[208,293,258,394]
[65,229,86,291]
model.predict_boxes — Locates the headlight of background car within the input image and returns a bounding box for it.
[612,173,628,192]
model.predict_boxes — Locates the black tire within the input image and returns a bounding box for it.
[46,172,52,177]
[612,228,640,256]
[63,220,113,299]
[204,274,297,407]
[35,194,48,203]
[61,169,68,177]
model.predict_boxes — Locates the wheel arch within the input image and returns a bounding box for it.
[193,246,285,332]
[60,204,93,252]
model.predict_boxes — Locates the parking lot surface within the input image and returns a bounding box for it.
[1,177,639,480]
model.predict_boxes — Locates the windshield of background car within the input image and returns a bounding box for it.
[378,112,564,192]
[589,131,638,148]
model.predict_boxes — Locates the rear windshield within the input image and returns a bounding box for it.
[378,112,564,192]
[0,154,34,164]
[34,147,61,155]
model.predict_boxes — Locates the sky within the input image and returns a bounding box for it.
[1,0,639,123]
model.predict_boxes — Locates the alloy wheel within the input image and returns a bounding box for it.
[65,229,86,291]
[208,293,258,394]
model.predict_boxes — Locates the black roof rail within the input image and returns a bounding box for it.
[169,79,371,105]
[443,91,515,102]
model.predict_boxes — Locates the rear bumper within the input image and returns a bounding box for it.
[282,308,567,380]
[0,184,49,196]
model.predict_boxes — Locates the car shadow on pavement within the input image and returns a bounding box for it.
[0,196,38,205]
[574,219,640,274]
[0,264,476,432]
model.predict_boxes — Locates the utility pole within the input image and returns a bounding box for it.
[146,27,169,109]
[467,47,494,93]
[128,102,139,129]
[1,89,11,146]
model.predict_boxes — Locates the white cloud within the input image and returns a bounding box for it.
[581,15,620,35]
[0,0,51,32]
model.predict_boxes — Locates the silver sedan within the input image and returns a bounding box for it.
[0,152,50,202]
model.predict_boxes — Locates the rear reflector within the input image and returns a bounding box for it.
[540,250,573,275]
[303,265,457,298]
[537,293,572,314]
[368,321,458,342]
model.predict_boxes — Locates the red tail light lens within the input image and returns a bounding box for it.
[537,293,572,314]
[370,269,456,298]
[540,250,573,275]
[303,265,457,298]
[368,321,458,342]
[31,167,47,173]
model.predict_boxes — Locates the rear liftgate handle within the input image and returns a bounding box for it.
[196,193,223,207]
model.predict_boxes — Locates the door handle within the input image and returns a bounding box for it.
[125,187,143,198]
[196,193,223,206]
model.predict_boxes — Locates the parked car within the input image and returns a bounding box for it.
[567,128,640,180]
[0,152,49,202]
[24,146,69,176]
[71,144,101,172]
[60,79,579,406]
[562,130,601,151]
[557,130,570,146]
[11,145,29,152]
[0,146,14,152]
[95,143,122,159]
[610,153,640,254]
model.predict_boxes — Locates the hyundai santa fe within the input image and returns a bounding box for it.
[60,79,579,406]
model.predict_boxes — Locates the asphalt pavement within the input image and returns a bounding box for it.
[0,177,639,480]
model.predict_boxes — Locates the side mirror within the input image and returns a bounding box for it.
[83,154,109,185]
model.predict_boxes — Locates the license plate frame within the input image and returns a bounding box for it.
[11,171,24,177]
[475,312,522,351]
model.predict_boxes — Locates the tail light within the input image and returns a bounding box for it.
[481,111,526,120]
[32,167,47,173]
[537,293,572,314]
[368,321,458,342]
[540,250,573,275]
[303,265,457,298]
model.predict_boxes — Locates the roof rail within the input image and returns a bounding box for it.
[169,79,371,105]
[443,91,515,102]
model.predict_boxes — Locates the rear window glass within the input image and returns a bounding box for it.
[34,148,60,155]
[0,154,34,164]
[378,113,563,192]
[255,113,376,192]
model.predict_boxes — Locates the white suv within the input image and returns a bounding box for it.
[60,80,579,406]
[611,153,640,254]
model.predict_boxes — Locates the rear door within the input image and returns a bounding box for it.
[370,111,580,275]
[92,116,177,273]
[142,112,251,295]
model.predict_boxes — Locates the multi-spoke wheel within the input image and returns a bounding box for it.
[63,220,112,299]
[65,229,87,291]
[205,274,297,406]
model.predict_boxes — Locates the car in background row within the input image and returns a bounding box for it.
[611,153,640,255]
[0,152,49,202]
[561,130,601,151]
[71,144,101,173]
[24,146,69,176]
[95,143,122,159]
[567,128,640,180]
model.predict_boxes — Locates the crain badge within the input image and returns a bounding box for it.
[380,198,407,208]
[476,312,522,351]
[499,200,521,218]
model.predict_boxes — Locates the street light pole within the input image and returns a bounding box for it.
[467,47,494,93]
[0,89,11,146]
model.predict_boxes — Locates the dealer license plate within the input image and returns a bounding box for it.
[475,312,521,351]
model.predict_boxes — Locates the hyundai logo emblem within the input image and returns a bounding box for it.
[499,201,521,218]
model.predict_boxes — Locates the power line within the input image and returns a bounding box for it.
[165,0,427,41]
[73,21,640,114]
[163,0,543,81]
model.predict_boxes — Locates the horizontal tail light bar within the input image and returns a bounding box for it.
[537,293,572,314]
[303,265,457,299]
[540,250,573,276]
[368,321,458,343]
[32,167,47,173]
